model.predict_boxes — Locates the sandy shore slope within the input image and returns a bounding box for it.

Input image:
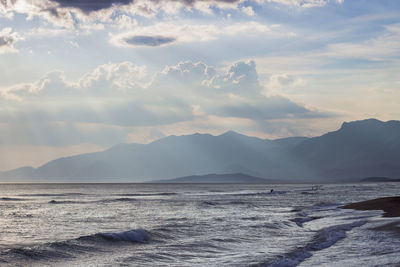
[342,196,400,217]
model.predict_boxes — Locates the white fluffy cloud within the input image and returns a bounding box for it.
[241,6,255,16]
[0,0,245,29]
[0,60,328,146]
[2,61,147,100]
[0,27,22,54]
[0,0,343,30]
[0,61,324,130]
[77,61,147,92]
[265,73,305,95]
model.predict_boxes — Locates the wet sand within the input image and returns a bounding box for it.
[342,196,400,235]
[342,196,400,217]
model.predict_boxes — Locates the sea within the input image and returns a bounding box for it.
[1,183,400,266]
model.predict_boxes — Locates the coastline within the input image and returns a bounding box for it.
[342,196,400,235]
[341,196,400,217]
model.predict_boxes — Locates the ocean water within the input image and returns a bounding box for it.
[1,183,400,266]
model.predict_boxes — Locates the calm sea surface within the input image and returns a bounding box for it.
[1,183,400,266]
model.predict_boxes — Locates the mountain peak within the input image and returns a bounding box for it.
[340,118,399,131]
[2,118,400,182]
[220,130,242,137]
[341,118,383,128]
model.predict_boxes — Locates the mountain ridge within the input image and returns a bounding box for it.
[1,118,399,183]
[151,173,278,183]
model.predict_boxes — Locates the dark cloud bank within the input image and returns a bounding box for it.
[125,35,176,46]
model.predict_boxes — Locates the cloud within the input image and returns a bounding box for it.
[113,14,138,29]
[266,0,338,8]
[0,27,22,54]
[69,41,79,48]
[1,0,243,29]
[211,96,315,120]
[111,21,274,47]
[0,60,330,147]
[2,61,147,100]
[265,73,305,95]
[0,61,192,129]
[207,61,260,94]
[0,0,344,31]
[125,35,176,47]
[320,23,400,61]
[50,0,132,13]
[150,60,328,120]
[77,61,147,91]
[151,61,217,90]
[241,6,255,16]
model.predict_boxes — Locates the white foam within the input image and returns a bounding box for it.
[265,220,367,267]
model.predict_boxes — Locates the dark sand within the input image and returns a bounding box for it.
[342,196,400,217]
[342,196,400,235]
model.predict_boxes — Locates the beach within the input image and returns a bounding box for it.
[342,196,400,237]
[342,196,400,217]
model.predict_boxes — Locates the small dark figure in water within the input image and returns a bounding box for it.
[312,185,322,191]
[270,189,274,193]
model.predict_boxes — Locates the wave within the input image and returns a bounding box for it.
[49,200,84,204]
[233,191,287,197]
[19,193,85,197]
[293,202,339,214]
[3,247,72,261]
[0,228,151,263]
[199,200,257,208]
[201,201,218,206]
[99,198,137,203]
[0,197,26,201]
[115,192,177,197]
[249,221,294,230]
[290,202,339,227]
[312,202,340,208]
[48,198,137,205]
[263,220,367,267]
[96,229,149,243]
[67,228,151,245]
[290,216,320,227]
[301,191,319,195]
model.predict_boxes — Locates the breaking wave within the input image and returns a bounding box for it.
[0,228,152,263]
[233,191,287,197]
[48,200,84,204]
[19,193,85,197]
[115,192,177,197]
[264,220,367,267]
[99,198,137,203]
[96,229,149,243]
[1,197,26,201]
[48,198,137,204]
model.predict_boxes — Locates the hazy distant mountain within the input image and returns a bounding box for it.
[293,119,400,181]
[151,173,277,183]
[360,177,400,183]
[0,131,307,182]
[1,118,400,183]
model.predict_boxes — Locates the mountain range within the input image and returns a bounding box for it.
[1,118,400,183]
[151,173,278,183]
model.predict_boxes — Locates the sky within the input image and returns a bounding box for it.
[0,0,400,171]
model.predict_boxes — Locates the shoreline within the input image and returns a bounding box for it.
[342,196,400,235]
[341,196,400,217]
